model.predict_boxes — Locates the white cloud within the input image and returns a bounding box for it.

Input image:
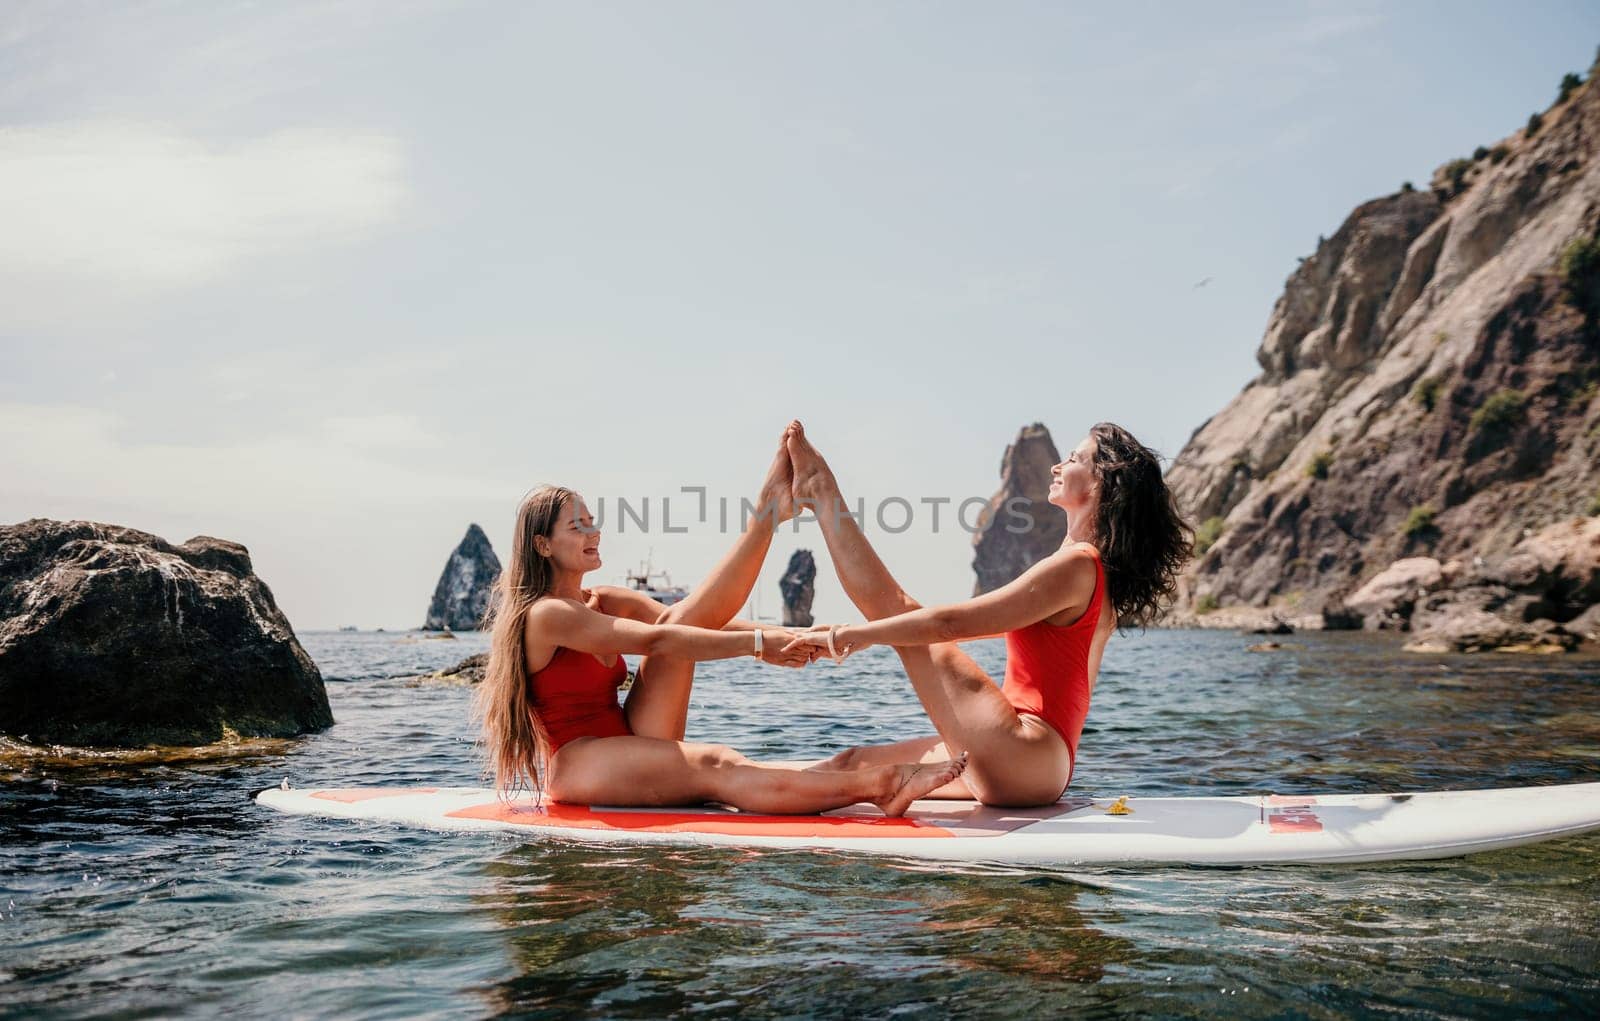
[0,121,406,291]
[0,401,492,520]
[321,414,444,451]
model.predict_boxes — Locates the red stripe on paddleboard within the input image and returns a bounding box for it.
[1267,808,1323,833]
[312,788,441,803]
[445,800,958,838]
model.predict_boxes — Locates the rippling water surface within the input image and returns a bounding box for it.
[4,630,1598,1018]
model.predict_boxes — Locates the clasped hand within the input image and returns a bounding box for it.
[755,625,861,667]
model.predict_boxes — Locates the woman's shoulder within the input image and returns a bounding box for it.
[524,594,589,627]
[1043,543,1102,575]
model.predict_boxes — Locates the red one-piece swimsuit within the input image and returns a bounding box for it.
[528,647,633,754]
[1000,546,1105,785]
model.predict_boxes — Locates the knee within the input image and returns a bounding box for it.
[821,745,866,771]
[692,745,747,770]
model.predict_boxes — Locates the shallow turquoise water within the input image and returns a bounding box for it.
[3,630,1598,1018]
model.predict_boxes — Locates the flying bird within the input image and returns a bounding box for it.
[1193,277,1213,289]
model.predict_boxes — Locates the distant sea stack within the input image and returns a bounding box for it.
[780,549,816,627]
[972,424,1068,595]
[1165,59,1600,650]
[0,519,332,747]
[424,524,501,631]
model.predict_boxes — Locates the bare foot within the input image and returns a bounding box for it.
[756,423,798,523]
[785,420,841,507]
[875,754,968,817]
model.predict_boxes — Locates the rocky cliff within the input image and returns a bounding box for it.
[1166,61,1600,649]
[780,549,816,627]
[972,423,1068,595]
[423,524,501,631]
[0,519,331,747]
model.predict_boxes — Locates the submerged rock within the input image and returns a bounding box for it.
[972,423,1068,595]
[424,524,501,631]
[1247,618,1295,635]
[780,550,816,627]
[0,519,332,747]
[406,652,488,686]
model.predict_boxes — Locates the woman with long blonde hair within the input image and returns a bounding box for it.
[475,423,965,817]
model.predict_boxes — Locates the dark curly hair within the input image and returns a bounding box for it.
[1088,422,1193,628]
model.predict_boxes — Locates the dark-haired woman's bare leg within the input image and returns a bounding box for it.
[788,423,1070,807]
[623,427,796,741]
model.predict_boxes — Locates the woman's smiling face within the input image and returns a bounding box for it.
[541,497,601,573]
[1048,436,1098,513]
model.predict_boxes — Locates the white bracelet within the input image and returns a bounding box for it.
[753,628,764,660]
[826,625,842,662]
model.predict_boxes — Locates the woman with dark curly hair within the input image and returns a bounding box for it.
[785,421,1192,807]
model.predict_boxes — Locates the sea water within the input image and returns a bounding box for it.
[3,630,1598,1018]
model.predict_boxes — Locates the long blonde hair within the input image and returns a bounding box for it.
[474,484,578,797]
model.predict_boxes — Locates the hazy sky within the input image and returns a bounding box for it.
[4,1,1597,630]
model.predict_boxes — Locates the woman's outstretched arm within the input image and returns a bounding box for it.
[591,586,765,632]
[787,550,1095,654]
[528,598,810,666]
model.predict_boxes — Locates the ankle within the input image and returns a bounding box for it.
[871,765,902,801]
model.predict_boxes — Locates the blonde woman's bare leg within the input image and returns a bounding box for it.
[788,423,1070,806]
[547,735,966,817]
[624,426,796,740]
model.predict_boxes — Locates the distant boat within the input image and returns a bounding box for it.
[625,557,688,605]
[744,578,777,623]
[338,626,358,632]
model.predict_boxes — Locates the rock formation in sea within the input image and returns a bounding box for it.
[780,549,816,627]
[0,519,332,747]
[972,423,1068,595]
[424,524,501,631]
[1163,60,1600,650]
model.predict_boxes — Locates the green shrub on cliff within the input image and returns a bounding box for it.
[1442,157,1472,197]
[1413,376,1444,412]
[1527,111,1544,137]
[1195,593,1219,615]
[1560,234,1600,317]
[1558,72,1583,104]
[1469,390,1527,437]
[1588,489,1600,516]
[1195,516,1226,555]
[1306,449,1333,480]
[1402,504,1437,538]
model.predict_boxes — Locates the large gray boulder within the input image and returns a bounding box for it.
[424,524,501,630]
[0,519,332,747]
[972,424,1068,595]
[1340,557,1447,629]
[1402,516,1600,652]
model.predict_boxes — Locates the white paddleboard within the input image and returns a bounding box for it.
[255,781,1600,866]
